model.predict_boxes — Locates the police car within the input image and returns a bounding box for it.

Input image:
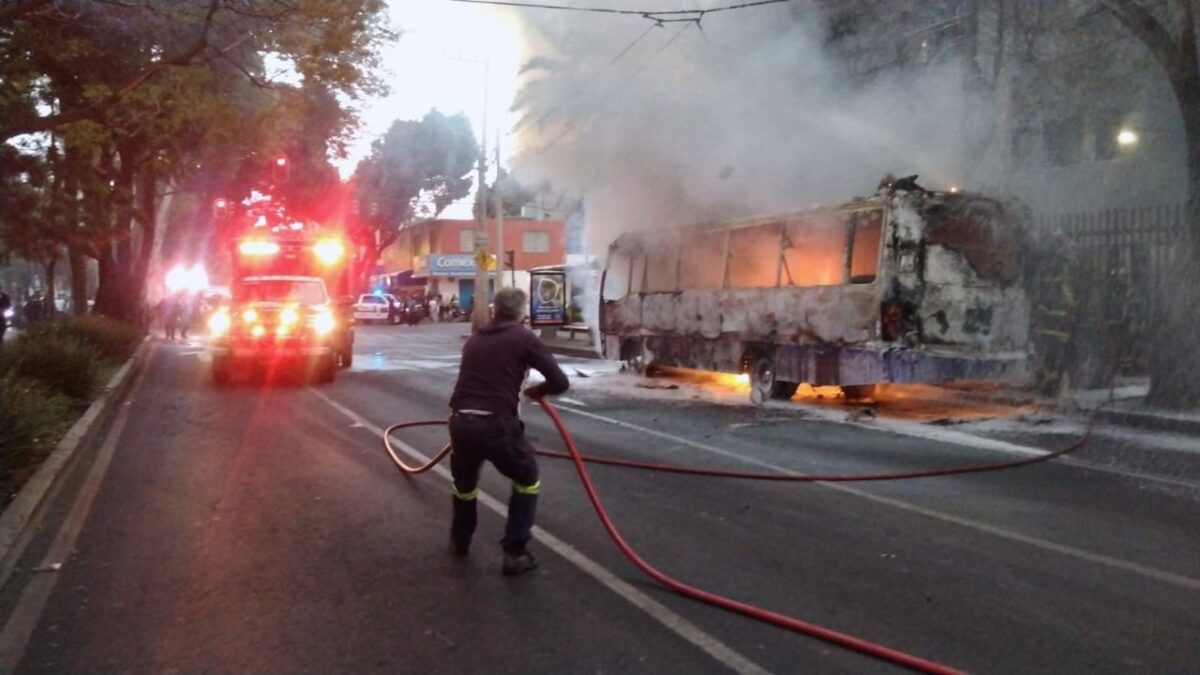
[353,293,398,324]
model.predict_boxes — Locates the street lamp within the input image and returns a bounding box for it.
[1117,129,1139,146]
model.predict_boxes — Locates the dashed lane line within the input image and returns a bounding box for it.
[308,388,771,675]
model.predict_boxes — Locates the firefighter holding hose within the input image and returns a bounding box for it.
[448,287,569,575]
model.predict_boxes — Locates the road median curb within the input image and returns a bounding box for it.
[0,340,149,582]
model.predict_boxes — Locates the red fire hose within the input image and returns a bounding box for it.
[381,402,1098,674]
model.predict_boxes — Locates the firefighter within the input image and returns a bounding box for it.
[447,287,569,575]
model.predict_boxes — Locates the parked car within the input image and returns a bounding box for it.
[353,294,394,324]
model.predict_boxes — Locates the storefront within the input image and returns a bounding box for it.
[415,254,494,310]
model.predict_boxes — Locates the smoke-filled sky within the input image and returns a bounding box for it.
[350,1,986,244]
[506,0,980,252]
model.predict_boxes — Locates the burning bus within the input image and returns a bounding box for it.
[599,179,1030,402]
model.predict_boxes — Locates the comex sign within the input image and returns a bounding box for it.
[429,254,477,278]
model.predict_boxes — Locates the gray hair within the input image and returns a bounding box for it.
[493,287,527,321]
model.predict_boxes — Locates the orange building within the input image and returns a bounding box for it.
[376,217,566,309]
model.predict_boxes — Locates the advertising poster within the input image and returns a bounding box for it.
[529,270,566,326]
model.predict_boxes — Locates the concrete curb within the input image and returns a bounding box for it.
[1084,407,1200,436]
[0,340,149,582]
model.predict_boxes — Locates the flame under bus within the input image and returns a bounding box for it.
[599,189,1030,401]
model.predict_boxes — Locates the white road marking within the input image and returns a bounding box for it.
[308,388,770,675]
[558,396,588,407]
[0,364,145,671]
[553,405,1200,592]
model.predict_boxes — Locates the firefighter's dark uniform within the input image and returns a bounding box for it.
[448,318,569,560]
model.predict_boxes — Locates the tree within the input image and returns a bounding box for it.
[1098,0,1200,407]
[0,0,392,322]
[353,110,477,266]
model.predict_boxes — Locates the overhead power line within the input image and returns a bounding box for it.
[449,0,790,20]
[514,22,659,134]
[523,21,694,158]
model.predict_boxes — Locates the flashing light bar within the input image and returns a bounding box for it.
[239,240,280,256]
[313,239,345,265]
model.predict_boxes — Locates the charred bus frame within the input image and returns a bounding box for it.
[599,186,1031,401]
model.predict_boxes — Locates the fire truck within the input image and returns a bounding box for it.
[207,223,356,385]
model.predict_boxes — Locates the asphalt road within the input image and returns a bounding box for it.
[2,322,1198,673]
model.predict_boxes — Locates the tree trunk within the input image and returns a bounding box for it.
[68,244,89,315]
[129,167,159,328]
[92,248,121,319]
[1145,28,1200,409]
[97,144,138,322]
[42,254,58,316]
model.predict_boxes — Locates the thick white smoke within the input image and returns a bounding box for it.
[507,1,981,254]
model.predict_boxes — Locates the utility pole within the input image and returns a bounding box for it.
[447,55,490,331]
[493,138,505,292]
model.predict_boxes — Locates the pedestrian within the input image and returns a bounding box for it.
[179,294,194,339]
[429,294,440,323]
[23,295,43,324]
[447,287,569,575]
[163,296,179,340]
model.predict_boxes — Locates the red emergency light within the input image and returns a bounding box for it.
[239,240,280,256]
[313,239,345,265]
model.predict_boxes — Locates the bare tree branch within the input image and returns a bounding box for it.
[0,0,54,26]
[1100,0,1180,72]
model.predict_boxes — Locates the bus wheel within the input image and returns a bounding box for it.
[749,356,796,403]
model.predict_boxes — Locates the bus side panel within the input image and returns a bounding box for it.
[605,295,643,333]
[643,334,745,373]
[676,291,723,339]
[771,285,877,344]
[641,292,678,334]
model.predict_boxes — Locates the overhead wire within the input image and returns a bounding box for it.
[513,22,659,135]
[448,0,790,18]
[521,20,695,159]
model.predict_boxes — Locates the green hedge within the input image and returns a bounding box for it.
[22,315,143,361]
[0,377,75,484]
[0,335,103,401]
[0,315,142,506]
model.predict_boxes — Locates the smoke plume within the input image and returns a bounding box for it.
[507,1,983,253]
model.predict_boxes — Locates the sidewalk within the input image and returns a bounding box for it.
[949,379,1200,436]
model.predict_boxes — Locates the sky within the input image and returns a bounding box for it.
[336,0,525,217]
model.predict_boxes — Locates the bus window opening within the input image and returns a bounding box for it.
[782,215,847,287]
[849,211,883,283]
[727,222,782,289]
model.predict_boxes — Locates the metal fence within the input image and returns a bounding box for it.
[1030,203,1187,385]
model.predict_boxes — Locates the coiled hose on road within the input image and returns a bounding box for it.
[382,401,1099,674]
